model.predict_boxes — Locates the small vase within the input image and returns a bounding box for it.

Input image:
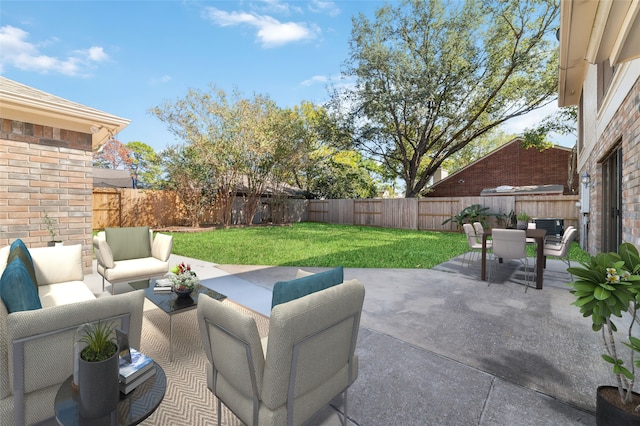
[78,345,119,418]
[174,287,193,298]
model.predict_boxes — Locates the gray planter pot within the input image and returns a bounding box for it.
[78,345,119,418]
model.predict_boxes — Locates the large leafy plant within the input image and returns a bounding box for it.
[568,243,640,407]
[442,204,494,229]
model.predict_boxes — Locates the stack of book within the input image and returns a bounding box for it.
[119,348,155,394]
[154,278,173,293]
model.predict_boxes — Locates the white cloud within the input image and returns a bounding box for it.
[85,46,109,62]
[150,75,172,85]
[308,0,341,17]
[202,6,320,48]
[258,0,302,15]
[301,75,328,86]
[0,25,109,76]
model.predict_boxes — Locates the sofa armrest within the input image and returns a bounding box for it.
[93,235,115,269]
[6,290,145,425]
[152,233,173,262]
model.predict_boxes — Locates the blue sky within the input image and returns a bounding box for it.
[1,0,570,153]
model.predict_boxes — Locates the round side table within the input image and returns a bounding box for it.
[54,362,166,426]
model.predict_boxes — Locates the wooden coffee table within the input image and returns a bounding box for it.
[135,279,226,361]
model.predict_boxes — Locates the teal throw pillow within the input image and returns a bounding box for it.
[105,227,151,261]
[8,239,38,290]
[271,266,344,309]
[0,257,42,313]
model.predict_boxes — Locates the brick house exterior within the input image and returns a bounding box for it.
[558,1,640,254]
[0,77,129,273]
[427,138,577,197]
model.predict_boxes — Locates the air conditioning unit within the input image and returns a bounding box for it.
[534,218,565,243]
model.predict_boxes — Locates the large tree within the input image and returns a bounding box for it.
[335,0,559,197]
[93,138,131,169]
[151,86,306,225]
[280,101,382,199]
[162,143,216,227]
[126,141,163,189]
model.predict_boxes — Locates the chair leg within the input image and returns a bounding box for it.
[343,390,348,426]
[524,258,530,293]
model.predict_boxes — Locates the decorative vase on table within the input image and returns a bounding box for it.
[170,262,199,298]
[78,344,119,418]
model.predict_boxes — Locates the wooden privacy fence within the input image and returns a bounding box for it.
[93,189,181,229]
[92,189,309,230]
[308,195,580,232]
[93,189,579,233]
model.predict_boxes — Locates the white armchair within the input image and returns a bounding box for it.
[197,279,365,426]
[94,226,173,294]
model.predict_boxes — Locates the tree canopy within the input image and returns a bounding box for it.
[334,0,560,197]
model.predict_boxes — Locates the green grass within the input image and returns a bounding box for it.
[167,222,591,269]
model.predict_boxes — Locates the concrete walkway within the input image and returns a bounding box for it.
[86,254,602,425]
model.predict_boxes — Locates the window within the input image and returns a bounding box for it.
[597,59,616,109]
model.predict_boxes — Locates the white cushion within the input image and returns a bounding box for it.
[152,233,173,262]
[29,245,84,285]
[38,281,95,308]
[100,257,169,283]
[0,245,10,276]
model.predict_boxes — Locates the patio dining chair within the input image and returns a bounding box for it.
[526,222,537,245]
[462,223,483,267]
[472,222,492,249]
[489,229,532,291]
[543,226,578,279]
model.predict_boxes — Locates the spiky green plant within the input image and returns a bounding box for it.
[79,321,117,362]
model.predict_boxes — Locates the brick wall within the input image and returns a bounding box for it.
[0,118,94,273]
[429,141,577,197]
[585,77,640,252]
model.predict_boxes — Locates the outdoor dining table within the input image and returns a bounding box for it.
[481,228,547,290]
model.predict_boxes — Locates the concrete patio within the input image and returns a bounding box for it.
[85,253,603,425]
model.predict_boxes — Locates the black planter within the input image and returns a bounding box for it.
[78,346,119,418]
[596,385,640,425]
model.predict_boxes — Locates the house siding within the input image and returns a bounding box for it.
[0,118,94,272]
[428,140,577,197]
[581,75,640,253]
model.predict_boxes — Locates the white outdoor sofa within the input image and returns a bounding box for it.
[0,242,145,425]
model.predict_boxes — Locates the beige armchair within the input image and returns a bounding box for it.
[94,226,173,294]
[197,279,365,426]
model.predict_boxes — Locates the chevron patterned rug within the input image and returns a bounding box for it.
[138,299,269,425]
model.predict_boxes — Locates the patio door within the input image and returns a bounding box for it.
[602,145,622,252]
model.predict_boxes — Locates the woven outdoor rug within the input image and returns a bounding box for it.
[137,299,269,425]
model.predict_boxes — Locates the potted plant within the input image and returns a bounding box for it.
[515,212,531,230]
[568,242,640,424]
[77,321,120,418]
[44,211,62,246]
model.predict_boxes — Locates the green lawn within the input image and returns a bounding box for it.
[167,222,590,269]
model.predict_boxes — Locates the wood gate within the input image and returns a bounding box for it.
[93,190,122,229]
